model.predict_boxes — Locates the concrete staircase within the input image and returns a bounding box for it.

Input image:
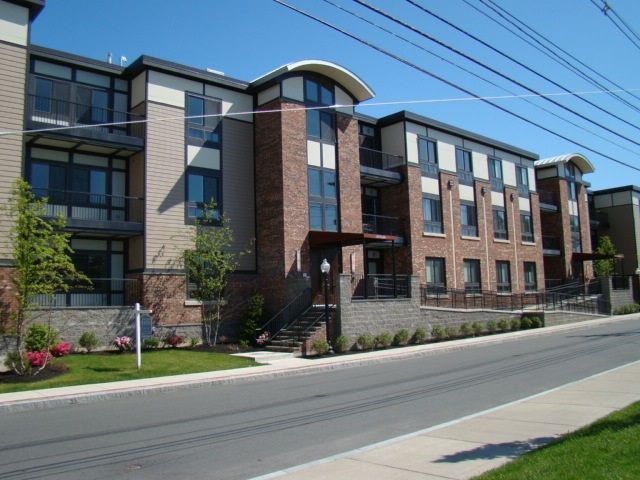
[266,306,330,354]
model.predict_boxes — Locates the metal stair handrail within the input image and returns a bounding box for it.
[257,287,312,339]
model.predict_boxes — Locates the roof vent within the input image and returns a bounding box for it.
[206,68,224,76]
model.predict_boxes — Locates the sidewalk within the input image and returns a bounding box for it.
[0,314,636,415]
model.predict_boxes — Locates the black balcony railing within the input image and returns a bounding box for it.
[457,170,474,186]
[353,274,411,299]
[490,177,504,191]
[362,214,404,237]
[31,277,141,308]
[517,184,530,196]
[542,235,561,251]
[421,161,439,178]
[27,94,145,140]
[359,147,405,170]
[33,188,144,226]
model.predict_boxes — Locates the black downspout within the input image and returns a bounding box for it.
[392,239,397,298]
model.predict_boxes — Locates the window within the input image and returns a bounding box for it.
[308,167,337,231]
[72,167,107,206]
[186,94,221,148]
[570,215,581,252]
[521,213,534,242]
[524,262,537,292]
[76,86,109,125]
[488,157,504,190]
[463,259,481,294]
[568,180,578,201]
[29,161,66,203]
[305,79,336,143]
[496,261,511,293]
[305,79,333,106]
[186,168,221,222]
[493,208,508,240]
[565,162,576,179]
[419,137,438,177]
[461,201,478,237]
[423,195,442,233]
[359,124,376,149]
[456,148,473,185]
[425,258,446,293]
[516,166,529,195]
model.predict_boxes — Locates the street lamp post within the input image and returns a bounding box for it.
[320,258,333,353]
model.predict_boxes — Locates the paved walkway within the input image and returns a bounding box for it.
[1,314,639,479]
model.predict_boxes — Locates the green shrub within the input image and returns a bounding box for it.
[497,319,510,333]
[239,293,265,344]
[510,318,521,331]
[334,335,350,353]
[238,339,249,348]
[487,320,497,334]
[472,322,483,336]
[531,317,542,328]
[412,327,428,344]
[311,338,329,356]
[24,323,58,352]
[189,336,200,348]
[357,333,374,350]
[393,329,410,346]
[520,317,532,330]
[78,331,99,353]
[459,323,472,337]
[445,326,458,339]
[143,337,160,349]
[613,303,640,315]
[431,325,445,340]
[375,332,393,349]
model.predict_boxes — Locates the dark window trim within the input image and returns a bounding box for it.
[418,136,439,178]
[185,166,223,225]
[422,194,443,234]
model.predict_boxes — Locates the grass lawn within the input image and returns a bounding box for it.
[476,400,640,480]
[0,349,258,394]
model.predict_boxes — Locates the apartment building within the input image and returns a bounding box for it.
[0,0,577,341]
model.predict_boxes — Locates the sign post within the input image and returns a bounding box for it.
[134,303,153,369]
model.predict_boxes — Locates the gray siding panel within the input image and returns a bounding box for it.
[0,42,26,260]
[223,119,256,271]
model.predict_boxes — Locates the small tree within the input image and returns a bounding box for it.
[182,205,240,346]
[594,235,617,277]
[7,179,88,374]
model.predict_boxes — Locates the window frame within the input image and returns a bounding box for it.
[488,157,504,191]
[495,260,511,293]
[460,201,478,237]
[422,194,443,234]
[456,148,474,185]
[185,93,222,149]
[463,259,481,294]
[185,167,222,224]
[493,207,508,240]
[425,257,446,293]
[418,137,439,178]
[521,213,534,242]
[524,262,537,292]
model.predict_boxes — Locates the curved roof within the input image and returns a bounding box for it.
[251,60,374,102]
[535,153,595,174]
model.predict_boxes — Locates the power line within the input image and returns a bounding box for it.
[394,0,640,140]
[321,0,640,156]
[271,0,640,172]
[590,0,640,51]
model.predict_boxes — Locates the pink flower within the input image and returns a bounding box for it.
[50,342,71,357]
[112,336,132,351]
[27,350,52,367]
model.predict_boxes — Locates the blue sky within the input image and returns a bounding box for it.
[31,0,640,190]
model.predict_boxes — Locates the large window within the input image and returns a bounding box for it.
[305,79,335,143]
[308,167,337,231]
[419,137,438,178]
[463,259,481,294]
[524,262,537,292]
[493,207,508,240]
[516,166,529,196]
[461,201,478,237]
[423,195,443,233]
[29,161,66,203]
[456,148,473,185]
[521,213,534,242]
[488,157,504,191]
[570,214,581,252]
[186,94,221,148]
[425,257,446,293]
[186,168,221,222]
[496,261,511,293]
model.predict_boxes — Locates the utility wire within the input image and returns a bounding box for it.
[392,0,640,140]
[590,0,640,51]
[271,0,640,172]
[467,0,640,114]
[322,0,640,156]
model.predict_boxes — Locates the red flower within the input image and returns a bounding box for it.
[27,350,52,367]
[50,342,71,357]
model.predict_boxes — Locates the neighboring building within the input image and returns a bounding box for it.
[590,185,640,275]
[535,154,595,287]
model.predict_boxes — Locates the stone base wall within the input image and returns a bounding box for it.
[421,308,521,331]
[600,277,634,314]
[543,311,603,326]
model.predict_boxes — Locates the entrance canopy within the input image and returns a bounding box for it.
[309,231,398,248]
[572,252,624,261]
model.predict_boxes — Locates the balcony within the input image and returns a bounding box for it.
[538,189,558,211]
[352,274,411,300]
[35,188,144,236]
[362,214,404,238]
[360,147,404,186]
[542,235,562,255]
[31,277,141,308]
[26,94,144,149]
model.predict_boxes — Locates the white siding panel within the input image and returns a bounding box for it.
[282,76,304,102]
[380,122,405,158]
[569,200,578,215]
[527,167,536,191]
[427,128,463,147]
[494,149,519,163]
[536,167,557,180]
[437,142,456,173]
[472,152,489,180]
[204,84,253,123]
[503,161,517,187]
[633,193,640,206]
[31,147,68,162]
[148,70,203,108]
[131,72,146,108]
[335,86,353,115]
[322,143,336,170]
[491,191,504,207]
[405,122,427,165]
[459,184,475,202]
[519,196,531,212]
[74,153,108,167]
[613,191,632,206]
[187,145,220,170]
[257,84,280,106]
[406,121,427,137]
[463,140,493,156]
[557,164,565,178]
[307,140,321,166]
[421,176,440,195]
[593,195,612,208]
[0,1,28,46]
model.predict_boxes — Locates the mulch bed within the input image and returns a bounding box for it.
[0,362,68,384]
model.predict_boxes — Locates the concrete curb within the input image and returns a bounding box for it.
[1,313,638,414]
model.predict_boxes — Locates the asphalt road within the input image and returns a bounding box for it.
[1,317,638,480]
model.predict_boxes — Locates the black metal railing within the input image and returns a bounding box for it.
[31,277,141,308]
[359,147,405,170]
[496,282,512,293]
[421,161,439,178]
[457,170,474,186]
[538,189,557,206]
[352,274,411,300]
[517,184,530,196]
[490,177,504,191]
[612,275,631,290]
[33,188,144,225]
[521,232,534,243]
[542,235,561,251]
[424,220,443,234]
[27,94,145,139]
[464,282,481,294]
[362,214,404,237]
[462,224,478,237]
[257,288,312,338]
